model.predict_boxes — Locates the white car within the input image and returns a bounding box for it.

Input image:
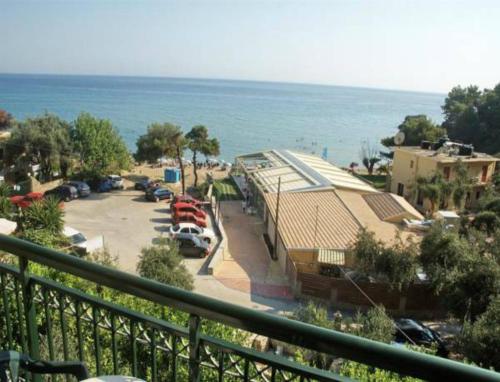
[63,226,104,254]
[108,175,124,189]
[169,223,216,244]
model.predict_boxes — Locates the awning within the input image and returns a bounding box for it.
[317,248,345,265]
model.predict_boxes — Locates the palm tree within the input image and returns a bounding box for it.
[359,142,381,175]
[451,160,474,211]
[439,178,454,209]
[415,176,441,214]
[186,125,220,187]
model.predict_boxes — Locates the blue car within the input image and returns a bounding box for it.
[66,181,91,197]
[145,187,173,202]
[98,179,113,193]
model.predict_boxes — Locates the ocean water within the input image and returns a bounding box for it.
[0,74,445,166]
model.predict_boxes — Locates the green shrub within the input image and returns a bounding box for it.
[137,237,194,291]
[460,296,500,370]
[472,211,500,233]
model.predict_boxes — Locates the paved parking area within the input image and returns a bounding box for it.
[64,188,297,312]
[64,189,173,273]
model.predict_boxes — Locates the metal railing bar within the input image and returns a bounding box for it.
[0,235,499,381]
[199,335,352,382]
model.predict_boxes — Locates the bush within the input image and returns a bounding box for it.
[349,230,418,290]
[20,228,69,249]
[0,197,13,219]
[21,197,64,234]
[137,237,194,291]
[472,211,500,233]
[460,296,500,370]
[351,306,395,343]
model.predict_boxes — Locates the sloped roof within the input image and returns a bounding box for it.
[264,191,362,250]
[237,149,377,193]
[363,193,423,221]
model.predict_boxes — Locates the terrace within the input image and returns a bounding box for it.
[0,234,498,381]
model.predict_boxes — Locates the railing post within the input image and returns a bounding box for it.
[188,314,201,382]
[19,257,41,382]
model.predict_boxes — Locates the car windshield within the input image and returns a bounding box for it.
[172,224,180,231]
[70,233,86,244]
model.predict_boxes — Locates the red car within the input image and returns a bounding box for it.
[172,202,207,219]
[171,194,203,208]
[173,212,207,228]
[10,192,44,209]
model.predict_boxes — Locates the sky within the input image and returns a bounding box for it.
[1,0,499,93]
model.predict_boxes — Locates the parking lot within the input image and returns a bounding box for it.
[63,174,296,312]
[64,188,180,273]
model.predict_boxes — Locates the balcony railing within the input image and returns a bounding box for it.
[0,234,498,381]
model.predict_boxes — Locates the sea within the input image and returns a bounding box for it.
[0,74,445,166]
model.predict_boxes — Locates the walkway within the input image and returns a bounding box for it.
[214,201,293,300]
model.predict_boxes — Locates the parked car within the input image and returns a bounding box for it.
[10,192,44,209]
[344,270,376,283]
[66,181,91,197]
[44,185,78,202]
[394,318,449,357]
[107,175,124,190]
[171,194,203,208]
[87,178,113,193]
[173,211,207,228]
[173,233,210,258]
[172,202,207,219]
[63,226,104,255]
[169,223,216,243]
[134,178,159,191]
[146,187,173,202]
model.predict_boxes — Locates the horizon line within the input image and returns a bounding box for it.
[0,70,448,96]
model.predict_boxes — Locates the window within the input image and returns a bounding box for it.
[481,166,488,182]
[397,183,404,196]
[476,191,481,200]
[180,228,190,233]
[410,160,414,169]
[443,166,451,180]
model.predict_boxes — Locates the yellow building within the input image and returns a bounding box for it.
[390,145,499,212]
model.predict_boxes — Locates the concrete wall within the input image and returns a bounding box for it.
[30,177,63,193]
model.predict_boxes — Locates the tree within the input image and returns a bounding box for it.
[420,224,500,320]
[0,109,13,130]
[472,211,500,234]
[359,142,380,175]
[349,230,418,290]
[348,229,380,276]
[135,123,187,194]
[3,113,73,181]
[72,113,131,179]
[376,242,418,291]
[443,84,500,154]
[137,237,194,291]
[186,125,220,187]
[381,115,445,147]
[460,295,500,370]
[135,123,175,164]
